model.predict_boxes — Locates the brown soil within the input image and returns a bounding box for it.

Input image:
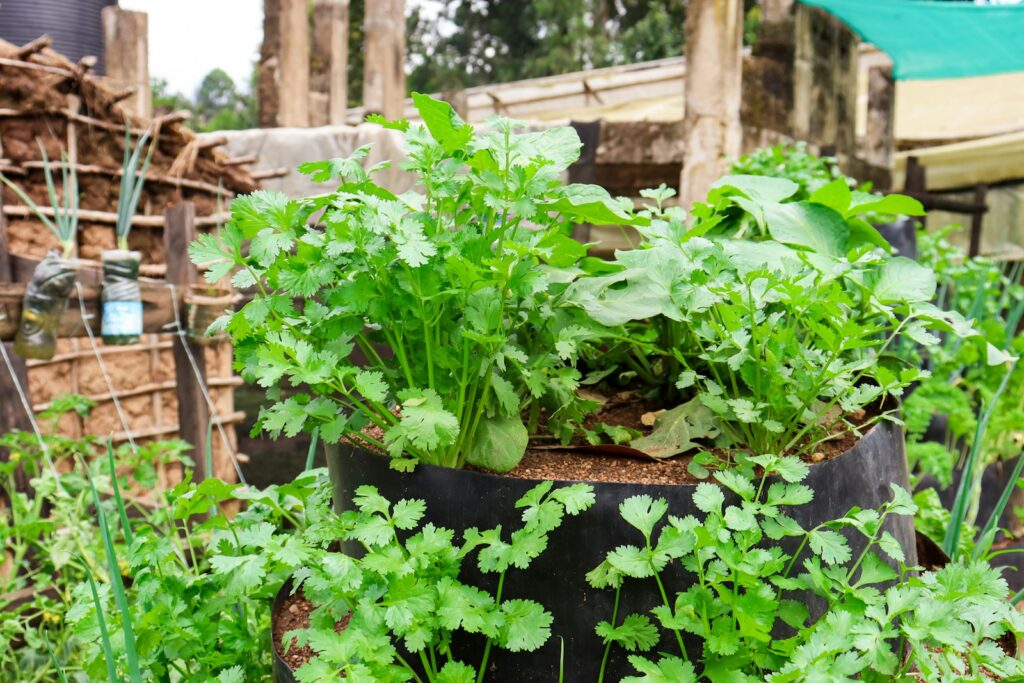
[272,589,351,672]
[499,394,871,486]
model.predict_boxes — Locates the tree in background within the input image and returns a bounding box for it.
[150,69,256,132]
[151,78,192,117]
[405,0,688,93]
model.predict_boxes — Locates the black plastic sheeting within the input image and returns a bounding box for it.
[0,0,117,74]
[310,423,916,682]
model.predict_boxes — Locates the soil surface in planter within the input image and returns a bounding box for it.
[272,591,350,672]
[502,392,867,485]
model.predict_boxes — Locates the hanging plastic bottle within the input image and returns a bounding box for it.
[14,250,77,360]
[101,249,143,345]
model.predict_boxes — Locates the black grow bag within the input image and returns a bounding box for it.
[873,218,917,260]
[273,421,915,682]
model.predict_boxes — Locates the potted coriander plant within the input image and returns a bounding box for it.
[192,97,1000,681]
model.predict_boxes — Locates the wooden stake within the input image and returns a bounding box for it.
[101,7,151,118]
[680,0,744,206]
[312,0,350,126]
[15,35,52,60]
[363,0,406,119]
[163,203,210,481]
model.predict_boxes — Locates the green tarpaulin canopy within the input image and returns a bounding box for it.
[798,0,1024,80]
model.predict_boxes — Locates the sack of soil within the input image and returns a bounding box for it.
[101,249,143,345]
[14,251,77,360]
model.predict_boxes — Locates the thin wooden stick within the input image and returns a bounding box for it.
[20,161,235,197]
[196,136,227,150]
[222,154,258,167]
[15,36,52,59]
[250,167,289,180]
[2,205,231,227]
[0,57,73,77]
[31,376,243,413]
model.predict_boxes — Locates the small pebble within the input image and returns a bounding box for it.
[811,451,825,462]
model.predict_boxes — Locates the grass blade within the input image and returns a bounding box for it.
[83,566,119,683]
[106,439,134,546]
[0,174,59,238]
[945,359,1018,557]
[305,426,320,472]
[86,465,143,683]
[43,632,70,683]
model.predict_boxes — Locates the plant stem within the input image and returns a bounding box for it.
[597,585,622,683]
[476,572,506,683]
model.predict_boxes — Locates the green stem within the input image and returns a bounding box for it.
[597,585,622,683]
[651,564,687,660]
[477,572,506,683]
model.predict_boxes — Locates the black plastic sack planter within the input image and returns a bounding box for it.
[14,251,76,360]
[101,249,143,345]
[873,218,917,260]
[271,578,299,683]
[270,421,917,682]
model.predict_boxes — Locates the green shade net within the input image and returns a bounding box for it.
[799,0,1024,80]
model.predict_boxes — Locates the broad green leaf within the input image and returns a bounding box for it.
[809,178,853,214]
[412,92,473,153]
[713,174,800,204]
[764,201,849,256]
[464,414,528,473]
[545,184,649,226]
[630,398,720,459]
[873,257,937,303]
[847,191,924,218]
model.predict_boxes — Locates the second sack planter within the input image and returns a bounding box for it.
[317,421,916,683]
[14,251,76,360]
[101,249,143,345]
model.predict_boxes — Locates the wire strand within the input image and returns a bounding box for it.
[74,283,139,454]
[165,282,247,486]
[0,336,63,484]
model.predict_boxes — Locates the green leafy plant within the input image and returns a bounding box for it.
[899,227,1024,558]
[570,175,997,458]
[114,128,155,251]
[0,399,194,682]
[65,468,325,682]
[190,93,642,472]
[0,140,80,258]
[285,479,595,682]
[728,142,859,202]
[589,456,1024,682]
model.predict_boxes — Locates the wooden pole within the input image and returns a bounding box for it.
[163,203,210,481]
[259,0,311,127]
[969,184,987,258]
[312,0,350,126]
[258,0,283,128]
[680,0,744,207]
[101,7,151,119]
[0,194,33,494]
[279,0,311,127]
[363,0,406,119]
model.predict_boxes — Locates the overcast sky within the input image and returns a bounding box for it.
[120,0,263,97]
[120,0,443,99]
